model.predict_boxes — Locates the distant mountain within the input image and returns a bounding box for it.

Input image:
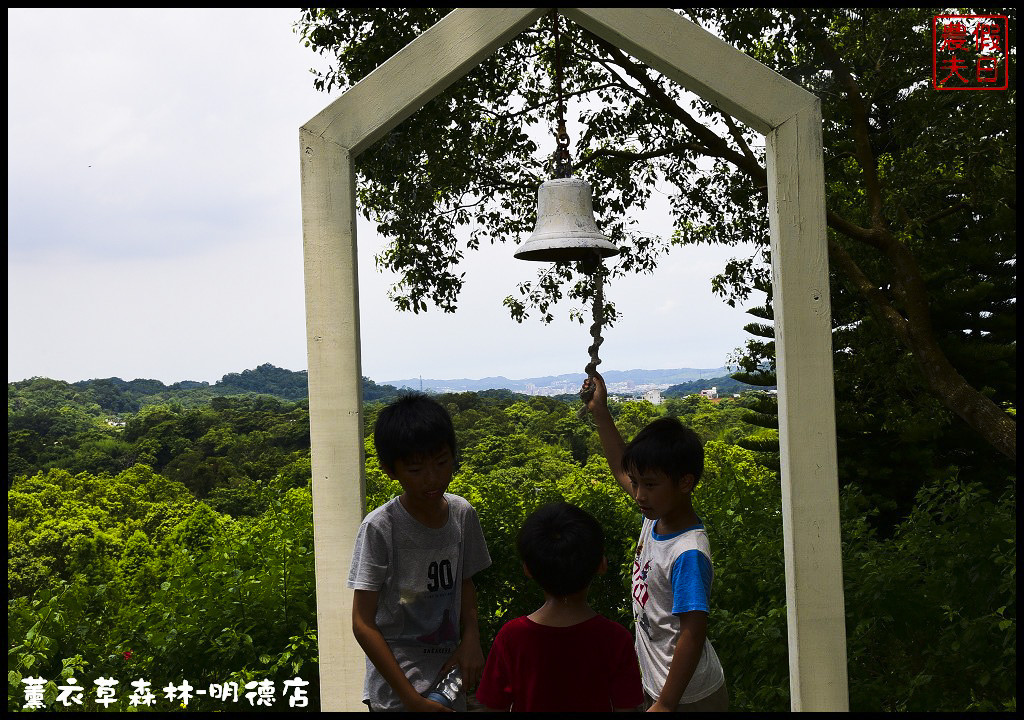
[59,364,335,410]
[663,375,775,398]
[382,367,729,394]
[41,364,761,413]
[212,365,406,402]
[217,364,308,401]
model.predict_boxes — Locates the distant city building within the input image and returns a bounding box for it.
[643,389,663,405]
[699,386,718,399]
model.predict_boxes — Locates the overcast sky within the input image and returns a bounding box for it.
[8,8,759,386]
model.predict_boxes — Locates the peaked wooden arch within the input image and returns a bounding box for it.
[300,8,847,712]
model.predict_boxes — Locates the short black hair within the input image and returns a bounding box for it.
[621,416,704,486]
[517,502,604,598]
[373,393,456,473]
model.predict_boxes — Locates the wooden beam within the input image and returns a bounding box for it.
[766,100,849,711]
[303,8,547,155]
[564,8,815,134]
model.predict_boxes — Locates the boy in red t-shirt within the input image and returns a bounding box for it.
[476,502,643,712]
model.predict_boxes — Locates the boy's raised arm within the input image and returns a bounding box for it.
[583,373,634,499]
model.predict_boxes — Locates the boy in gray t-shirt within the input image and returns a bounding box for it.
[348,394,491,711]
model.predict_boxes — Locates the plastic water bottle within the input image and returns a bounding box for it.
[425,666,463,708]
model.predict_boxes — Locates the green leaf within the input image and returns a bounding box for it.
[24,620,41,642]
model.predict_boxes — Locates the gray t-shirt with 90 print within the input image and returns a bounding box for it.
[347,494,491,711]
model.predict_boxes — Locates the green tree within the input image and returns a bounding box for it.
[8,467,320,712]
[8,387,1015,711]
[8,378,111,485]
[296,7,1015,467]
[215,363,309,401]
[608,399,659,441]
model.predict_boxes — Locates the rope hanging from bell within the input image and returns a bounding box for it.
[554,11,604,418]
[511,9,619,418]
[577,253,605,418]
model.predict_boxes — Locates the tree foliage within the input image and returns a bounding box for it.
[8,375,1016,711]
[295,8,1015,468]
[8,467,319,712]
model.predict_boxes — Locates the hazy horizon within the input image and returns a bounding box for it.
[8,361,732,387]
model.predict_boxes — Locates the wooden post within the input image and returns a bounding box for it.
[766,102,848,711]
[299,131,365,710]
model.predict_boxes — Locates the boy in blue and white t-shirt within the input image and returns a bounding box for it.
[584,373,727,711]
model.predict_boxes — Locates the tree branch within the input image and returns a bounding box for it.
[919,201,970,227]
[829,234,1016,460]
[478,83,622,122]
[719,108,760,172]
[574,142,725,172]
[791,9,887,229]
[826,210,888,250]
[589,34,769,185]
[827,236,910,344]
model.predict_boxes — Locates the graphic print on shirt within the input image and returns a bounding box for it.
[397,544,460,649]
[632,542,653,641]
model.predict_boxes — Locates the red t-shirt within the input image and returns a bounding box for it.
[476,614,644,712]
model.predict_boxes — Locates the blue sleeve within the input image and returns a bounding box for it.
[670,549,713,614]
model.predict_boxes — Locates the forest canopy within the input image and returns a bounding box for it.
[8,367,1016,711]
[296,7,1015,466]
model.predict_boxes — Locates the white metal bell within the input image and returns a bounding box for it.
[514,177,619,262]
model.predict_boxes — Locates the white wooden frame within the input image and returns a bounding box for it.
[300,8,847,711]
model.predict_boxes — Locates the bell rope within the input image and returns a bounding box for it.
[578,253,605,418]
